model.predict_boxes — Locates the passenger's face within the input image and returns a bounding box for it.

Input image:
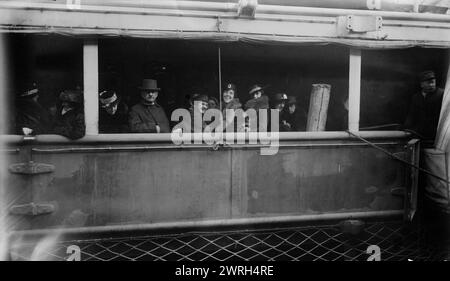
[102,102,118,115]
[195,101,208,114]
[253,90,262,99]
[141,90,158,103]
[223,90,235,103]
[421,79,436,93]
[208,99,218,109]
[288,104,296,114]
[274,102,285,111]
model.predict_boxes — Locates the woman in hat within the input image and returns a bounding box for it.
[53,89,86,140]
[281,96,307,131]
[244,84,269,132]
[129,79,170,133]
[99,90,129,133]
[244,84,269,111]
[15,82,53,135]
[222,83,244,132]
[271,93,290,132]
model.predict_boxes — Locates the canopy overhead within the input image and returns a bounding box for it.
[0,1,449,48]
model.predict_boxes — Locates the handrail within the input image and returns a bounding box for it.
[9,209,403,238]
[0,131,411,145]
[0,1,449,23]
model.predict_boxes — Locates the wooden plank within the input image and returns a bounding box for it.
[306,84,331,131]
[348,48,361,132]
[83,39,99,135]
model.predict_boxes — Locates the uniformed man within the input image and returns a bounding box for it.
[129,79,170,133]
[15,82,53,135]
[53,90,85,140]
[99,90,129,133]
[404,70,444,142]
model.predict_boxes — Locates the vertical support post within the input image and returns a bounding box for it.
[348,48,361,132]
[435,50,450,150]
[83,39,99,135]
[218,46,222,111]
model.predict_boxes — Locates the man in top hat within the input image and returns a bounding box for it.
[404,70,444,142]
[15,82,53,135]
[282,96,307,131]
[99,90,129,133]
[53,89,85,140]
[222,83,244,132]
[129,79,170,133]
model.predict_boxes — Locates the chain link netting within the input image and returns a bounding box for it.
[9,221,448,261]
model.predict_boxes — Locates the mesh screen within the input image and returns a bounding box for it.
[9,221,447,261]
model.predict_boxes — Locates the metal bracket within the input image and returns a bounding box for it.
[336,15,383,38]
[9,161,55,175]
[9,202,55,216]
[346,15,382,33]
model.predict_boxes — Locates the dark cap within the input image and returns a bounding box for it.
[419,70,436,82]
[60,90,83,104]
[287,96,297,105]
[191,93,209,103]
[223,83,236,93]
[274,93,288,102]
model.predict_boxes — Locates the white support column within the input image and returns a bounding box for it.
[83,39,99,135]
[348,48,361,132]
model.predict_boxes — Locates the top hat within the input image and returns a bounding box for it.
[223,83,237,93]
[274,93,288,102]
[419,70,436,82]
[138,79,161,91]
[59,90,82,104]
[286,96,297,105]
[99,90,118,105]
[248,84,265,95]
[20,82,39,98]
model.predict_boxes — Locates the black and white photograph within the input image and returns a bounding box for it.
[0,0,449,272]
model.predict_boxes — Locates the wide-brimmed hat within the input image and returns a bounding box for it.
[59,90,82,104]
[419,70,436,82]
[99,90,118,105]
[287,96,297,105]
[20,82,39,98]
[138,79,161,91]
[248,84,266,95]
[274,93,288,102]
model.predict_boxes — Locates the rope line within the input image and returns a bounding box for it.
[346,130,450,184]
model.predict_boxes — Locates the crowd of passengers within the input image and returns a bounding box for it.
[15,70,443,141]
[15,78,308,139]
